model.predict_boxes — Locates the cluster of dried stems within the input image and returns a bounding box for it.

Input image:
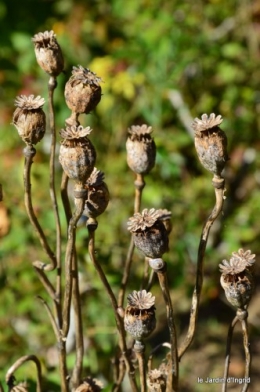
[1,31,256,392]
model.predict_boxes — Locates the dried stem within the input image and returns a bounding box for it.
[134,342,147,392]
[87,220,138,392]
[118,173,145,308]
[156,265,179,392]
[48,77,62,267]
[62,184,85,337]
[178,175,225,359]
[36,296,69,392]
[70,250,84,390]
[48,76,62,297]
[241,317,251,392]
[222,315,238,392]
[23,145,56,270]
[6,355,42,392]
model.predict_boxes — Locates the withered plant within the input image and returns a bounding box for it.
[2,31,256,392]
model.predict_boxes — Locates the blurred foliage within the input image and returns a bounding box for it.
[1,0,260,390]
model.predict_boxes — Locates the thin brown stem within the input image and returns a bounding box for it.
[178,175,225,359]
[156,265,179,392]
[5,355,42,392]
[62,184,85,337]
[23,145,56,271]
[222,315,238,392]
[134,342,147,392]
[87,220,138,392]
[117,173,145,308]
[48,76,62,299]
[70,250,84,390]
[240,313,251,392]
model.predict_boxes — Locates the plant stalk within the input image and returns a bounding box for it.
[178,175,225,359]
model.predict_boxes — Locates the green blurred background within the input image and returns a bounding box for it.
[1,0,260,390]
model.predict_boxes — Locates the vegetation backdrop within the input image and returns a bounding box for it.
[0,0,260,391]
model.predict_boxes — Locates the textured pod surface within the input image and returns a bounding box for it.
[13,109,46,145]
[32,31,64,76]
[194,128,228,175]
[65,66,102,114]
[59,140,96,182]
[82,168,110,218]
[192,113,228,175]
[124,308,156,340]
[133,220,169,258]
[65,82,101,114]
[84,182,109,218]
[220,271,254,308]
[126,136,156,174]
[124,290,156,340]
[147,369,167,392]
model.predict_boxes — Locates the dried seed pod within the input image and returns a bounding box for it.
[192,113,228,176]
[13,95,46,145]
[124,290,156,340]
[147,368,167,392]
[83,168,110,218]
[126,124,156,174]
[75,377,103,392]
[219,249,255,309]
[65,65,102,115]
[59,125,96,182]
[127,208,169,258]
[32,30,64,76]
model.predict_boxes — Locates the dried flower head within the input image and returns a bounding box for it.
[59,125,96,182]
[14,95,45,110]
[60,125,92,142]
[128,124,153,139]
[70,65,102,87]
[32,30,64,76]
[219,258,247,276]
[127,208,169,259]
[127,290,155,309]
[192,113,228,176]
[75,377,103,392]
[82,168,110,218]
[124,290,156,340]
[13,95,46,145]
[65,65,102,116]
[192,113,223,133]
[219,249,255,275]
[147,368,167,392]
[231,248,255,269]
[126,124,156,174]
[220,248,255,309]
[127,208,161,232]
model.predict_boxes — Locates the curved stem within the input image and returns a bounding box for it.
[62,183,85,337]
[87,220,138,392]
[178,175,225,359]
[118,173,145,308]
[23,145,56,270]
[156,265,179,392]
[6,355,42,392]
